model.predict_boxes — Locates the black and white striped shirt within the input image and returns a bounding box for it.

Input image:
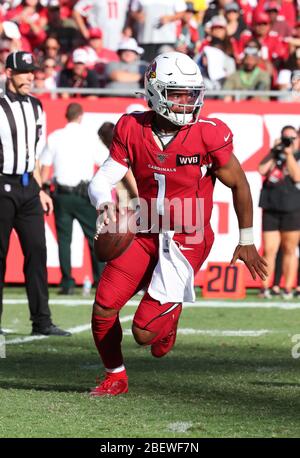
[0,89,44,175]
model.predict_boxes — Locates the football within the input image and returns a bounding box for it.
[94,208,137,262]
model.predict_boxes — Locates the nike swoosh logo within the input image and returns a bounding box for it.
[224,133,230,142]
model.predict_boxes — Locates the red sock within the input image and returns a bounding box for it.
[144,304,182,346]
[92,313,123,369]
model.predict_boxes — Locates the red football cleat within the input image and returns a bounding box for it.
[90,371,128,397]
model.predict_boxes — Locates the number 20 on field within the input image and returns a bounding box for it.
[202,262,246,299]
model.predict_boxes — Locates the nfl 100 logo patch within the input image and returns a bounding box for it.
[157,153,168,163]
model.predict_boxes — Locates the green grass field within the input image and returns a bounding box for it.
[1,287,300,438]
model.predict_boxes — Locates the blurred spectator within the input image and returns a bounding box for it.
[43,57,58,90]
[5,0,48,50]
[277,67,300,102]
[263,1,292,38]
[176,2,200,57]
[80,27,119,85]
[46,1,81,54]
[277,48,300,91]
[292,21,300,42]
[196,43,236,91]
[255,0,296,28]
[238,36,272,76]
[0,20,31,51]
[55,0,77,20]
[200,15,235,57]
[202,0,234,26]
[0,1,22,18]
[224,2,247,40]
[285,21,300,55]
[73,0,131,51]
[223,47,271,101]
[238,36,274,79]
[83,27,119,66]
[199,14,239,78]
[237,12,289,65]
[33,69,46,88]
[0,41,10,91]
[57,48,99,98]
[105,37,147,91]
[238,36,261,58]
[130,0,187,62]
[290,71,300,102]
[38,36,66,68]
[280,0,297,28]
[32,68,52,98]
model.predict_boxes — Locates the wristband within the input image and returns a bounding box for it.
[239,227,254,246]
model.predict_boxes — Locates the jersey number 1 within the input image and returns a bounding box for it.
[154,173,166,216]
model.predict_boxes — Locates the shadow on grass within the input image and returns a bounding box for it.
[0,380,88,393]
[1,340,300,421]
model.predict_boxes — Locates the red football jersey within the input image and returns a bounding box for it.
[110,111,233,232]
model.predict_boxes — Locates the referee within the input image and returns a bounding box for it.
[0,51,70,336]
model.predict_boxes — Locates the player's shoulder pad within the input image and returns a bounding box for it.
[114,113,131,134]
[199,116,228,133]
[199,117,233,151]
[115,111,144,127]
[115,111,148,135]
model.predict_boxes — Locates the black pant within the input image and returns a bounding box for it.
[53,190,105,289]
[0,174,52,329]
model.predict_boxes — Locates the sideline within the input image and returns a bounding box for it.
[3,298,300,309]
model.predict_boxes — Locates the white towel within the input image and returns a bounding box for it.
[148,231,195,304]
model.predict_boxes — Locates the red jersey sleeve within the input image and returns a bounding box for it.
[201,118,233,168]
[109,115,131,168]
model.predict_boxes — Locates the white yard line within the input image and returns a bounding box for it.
[5,315,134,345]
[176,328,271,336]
[122,328,272,337]
[4,298,300,309]
[5,314,273,345]
[3,299,93,305]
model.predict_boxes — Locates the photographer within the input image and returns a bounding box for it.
[258,125,300,299]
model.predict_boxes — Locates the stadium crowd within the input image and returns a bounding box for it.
[0,0,300,98]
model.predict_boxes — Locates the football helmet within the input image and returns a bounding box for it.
[144,52,205,126]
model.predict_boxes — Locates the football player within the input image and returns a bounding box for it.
[88,51,267,396]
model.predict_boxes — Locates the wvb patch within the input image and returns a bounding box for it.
[176,154,200,166]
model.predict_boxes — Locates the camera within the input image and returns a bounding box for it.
[271,136,294,166]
